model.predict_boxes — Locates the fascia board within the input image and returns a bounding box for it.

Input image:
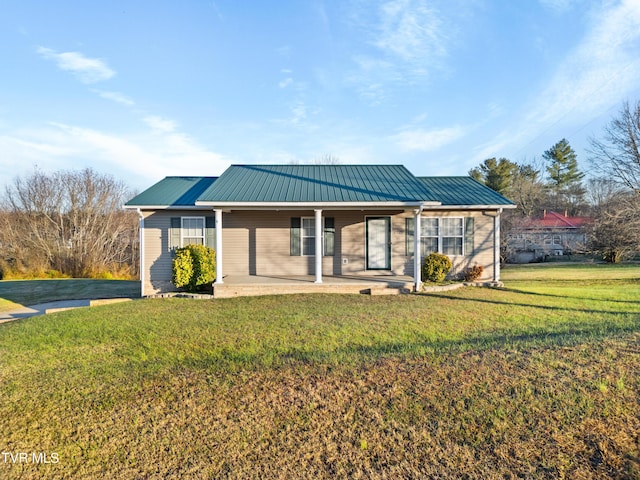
[194,201,440,209]
[423,204,517,211]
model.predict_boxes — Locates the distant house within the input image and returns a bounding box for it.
[507,210,591,263]
[125,165,516,296]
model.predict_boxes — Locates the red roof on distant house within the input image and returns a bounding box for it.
[524,211,591,229]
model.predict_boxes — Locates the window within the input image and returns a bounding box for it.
[290,217,335,256]
[302,217,316,256]
[406,216,470,257]
[441,218,463,255]
[420,218,439,256]
[169,216,215,252]
[181,217,205,246]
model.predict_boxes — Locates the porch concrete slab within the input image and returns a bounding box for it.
[221,274,414,286]
[213,275,415,298]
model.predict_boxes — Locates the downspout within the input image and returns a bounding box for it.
[136,208,145,297]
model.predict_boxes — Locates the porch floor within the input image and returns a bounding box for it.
[212,274,415,298]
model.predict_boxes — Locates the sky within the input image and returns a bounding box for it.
[2,0,640,193]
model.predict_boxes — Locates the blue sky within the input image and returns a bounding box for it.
[2,0,640,192]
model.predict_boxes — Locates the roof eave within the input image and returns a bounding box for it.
[123,204,213,210]
[194,200,440,210]
[424,204,517,210]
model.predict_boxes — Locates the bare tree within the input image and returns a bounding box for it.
[2,167,138,278]
[312,154,341,165]
[586,178,640,263]
[589,100,640,194]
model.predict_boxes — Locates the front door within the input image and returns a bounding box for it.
[366,216,391,270]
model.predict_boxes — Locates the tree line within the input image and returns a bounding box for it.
[469,100,640,263]
[1,101,637,279]
[0,167,139,279]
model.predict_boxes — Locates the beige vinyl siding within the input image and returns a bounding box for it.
[140,208,500,294]
[225,211,339,276]
[142,210,177,293]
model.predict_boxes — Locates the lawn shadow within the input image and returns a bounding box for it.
[420,291,640,317]
[499,286,640,305]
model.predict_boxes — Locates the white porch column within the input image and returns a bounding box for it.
[136,209,145,297]
[414,210,422,291]
[314,209,323,284]
[214,209,223,284]
[493,209,502,282]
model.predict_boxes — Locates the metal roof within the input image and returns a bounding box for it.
[196,165,438,203]
[418,176,515,206]
[124,168,516,209]
[125,176,217,207]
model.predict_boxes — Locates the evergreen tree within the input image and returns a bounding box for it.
[543,138,585,213]
[468,157,518,195]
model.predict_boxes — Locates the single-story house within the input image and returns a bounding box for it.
[125,164,516,296]
[506,210,591,263]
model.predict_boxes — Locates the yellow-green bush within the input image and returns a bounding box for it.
[172,245,216,292]
[422,253,453,283]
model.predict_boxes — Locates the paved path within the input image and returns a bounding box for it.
[0,300,92,323]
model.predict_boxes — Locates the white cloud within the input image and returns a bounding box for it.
[391,125,466,152]
[36,47,115,84]
[0,123,230,190]
[345,0,454,103]
[93,90,135,106]
[536,1,640,121]
[143,115,177,134]
[374,0,446,67]
[478,0,640,161]
[279,78,294,88]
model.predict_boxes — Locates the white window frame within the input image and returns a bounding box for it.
[181,216,205,246]
[420,216,465,256]
[300,217,324,257]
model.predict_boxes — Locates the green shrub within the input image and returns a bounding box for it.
[462,265,484,282]
[172,245,216,292]
[422,253,453,283]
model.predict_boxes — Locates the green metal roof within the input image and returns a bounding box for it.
[418,176,515,206]
[196,165,437,203]
[125,167,516,208]
[125,176,217,207]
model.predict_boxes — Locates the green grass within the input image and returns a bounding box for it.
[1,264,639,478]
[0,279,140,311]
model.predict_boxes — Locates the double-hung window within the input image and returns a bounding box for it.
[420,218,439,256]
[181,217,205,246]
[302,217,316,256]
[407,216,470,257]
[290,217,335,256]
[169,216,215,252]
[440,218,463,255]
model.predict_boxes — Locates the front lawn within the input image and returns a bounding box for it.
[1,264,639,478]
[0,279,140,311]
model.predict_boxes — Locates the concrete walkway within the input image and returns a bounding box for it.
[0,298,132,324]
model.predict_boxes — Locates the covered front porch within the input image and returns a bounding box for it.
[211,274,415,298]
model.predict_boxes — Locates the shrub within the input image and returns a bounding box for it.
[462,265,484,282]
[172,245,216,292]
[422,253,453,283]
